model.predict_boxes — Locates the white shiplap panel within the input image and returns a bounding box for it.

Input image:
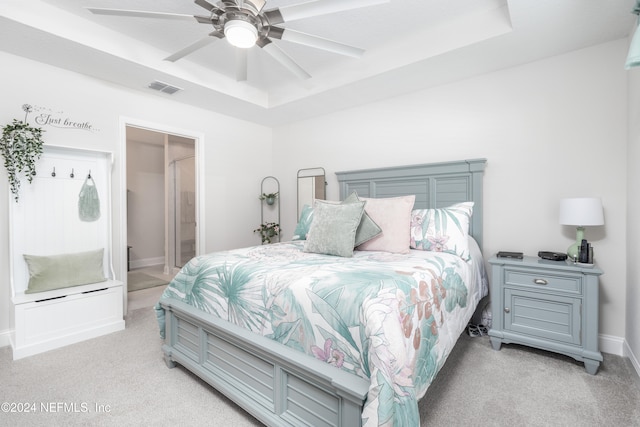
[9,146,113,296]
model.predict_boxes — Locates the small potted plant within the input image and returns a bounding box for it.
[254,222,280,244]
[259,192,279,205]
[1,104,45,202]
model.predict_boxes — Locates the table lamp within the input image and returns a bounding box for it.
[559,197,604,261]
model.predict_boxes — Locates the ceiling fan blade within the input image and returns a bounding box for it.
[86,8,197,22]
[194,0,224,13]
[230,0,266,14]
[194,15,217,24]
[258,39,311,80]
[265,0,389,25]
[164,33,223,62]
[235,49,248,81]
[272,28,364,58]
[248,0,267,14]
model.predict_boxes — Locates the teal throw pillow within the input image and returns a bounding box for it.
[292,204,314,240]
[343,192,382,246]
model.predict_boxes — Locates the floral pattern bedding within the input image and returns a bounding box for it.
[155,240,487,426]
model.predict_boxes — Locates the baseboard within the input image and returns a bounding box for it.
[623,340,640,380]
[599,333,625,356]
[130,257,164,270]
[12,320,125,360]
[0,329,11,348]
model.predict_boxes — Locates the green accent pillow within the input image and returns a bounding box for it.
[303,200,365,257]
[293,194,381,245]
[292,204,314,241]
[23,249,107,294]
[343,192,382,246]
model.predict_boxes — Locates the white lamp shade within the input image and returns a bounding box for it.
[224,20,258,49]
[559,197,604,226]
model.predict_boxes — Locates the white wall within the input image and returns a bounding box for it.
[1,39,635,362]
[0,52,272,344]
[627,56,640,370]
[273,40,629,347]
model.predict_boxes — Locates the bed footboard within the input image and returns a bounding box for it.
[159,298,369,427]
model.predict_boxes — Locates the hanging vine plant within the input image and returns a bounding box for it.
[0,104,45,202]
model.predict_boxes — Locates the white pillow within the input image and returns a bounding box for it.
[410,202,474,261]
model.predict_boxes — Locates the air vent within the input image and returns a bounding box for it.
[148,80,182,95]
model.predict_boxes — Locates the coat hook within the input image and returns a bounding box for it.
[51,167,56,177]
[88,170,92,179]
[70,168,75,178]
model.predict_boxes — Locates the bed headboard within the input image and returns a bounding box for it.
[336,159,487,249]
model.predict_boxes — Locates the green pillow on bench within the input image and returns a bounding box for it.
[23,248,107,294]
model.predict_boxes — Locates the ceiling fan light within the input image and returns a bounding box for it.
[224,20,258,49]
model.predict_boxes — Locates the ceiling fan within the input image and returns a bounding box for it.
[88,0,389,81]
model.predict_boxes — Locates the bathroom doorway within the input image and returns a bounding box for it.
[125,126,196,295]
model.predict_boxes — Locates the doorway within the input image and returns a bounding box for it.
[124,124,199,311]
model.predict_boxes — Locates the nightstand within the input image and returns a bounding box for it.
[488,255,603,374]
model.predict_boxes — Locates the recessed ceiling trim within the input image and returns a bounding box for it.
[3,0,637,126]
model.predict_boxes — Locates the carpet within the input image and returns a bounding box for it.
[0,308,638,426]
[127,271,169,292]
[0,308,262,427]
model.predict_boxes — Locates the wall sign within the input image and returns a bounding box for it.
[32,105,100,132]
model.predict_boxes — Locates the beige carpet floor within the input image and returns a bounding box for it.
[1,306,639,426]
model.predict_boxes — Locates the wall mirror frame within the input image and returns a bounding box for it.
[297,167,326,219]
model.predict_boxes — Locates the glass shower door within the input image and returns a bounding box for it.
[173,156,196,268]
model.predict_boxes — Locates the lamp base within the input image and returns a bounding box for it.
[567,226,585,262]
[566,243,580,262]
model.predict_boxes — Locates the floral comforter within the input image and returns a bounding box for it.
[155,240,488,426]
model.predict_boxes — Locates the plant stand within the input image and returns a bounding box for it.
[260,176,280,244]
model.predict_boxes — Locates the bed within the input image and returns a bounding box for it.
[155,159,488,426]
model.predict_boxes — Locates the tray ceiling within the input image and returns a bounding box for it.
[0,0,636,125]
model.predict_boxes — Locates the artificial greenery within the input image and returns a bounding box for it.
[0,104,45,201]
[254,222,280,244]
[258,192,279,201]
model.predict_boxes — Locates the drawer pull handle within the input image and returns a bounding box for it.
[504,307,510,313]
[82,288,108,294]
[533,278,548,286]
[35,295,67,303]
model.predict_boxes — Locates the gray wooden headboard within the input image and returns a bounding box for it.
[336,159,487,250]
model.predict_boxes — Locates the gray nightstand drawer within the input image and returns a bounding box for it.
[505,269,581,294]
[503,288,581,345]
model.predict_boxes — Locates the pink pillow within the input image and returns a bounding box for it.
[356,195,416,253]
